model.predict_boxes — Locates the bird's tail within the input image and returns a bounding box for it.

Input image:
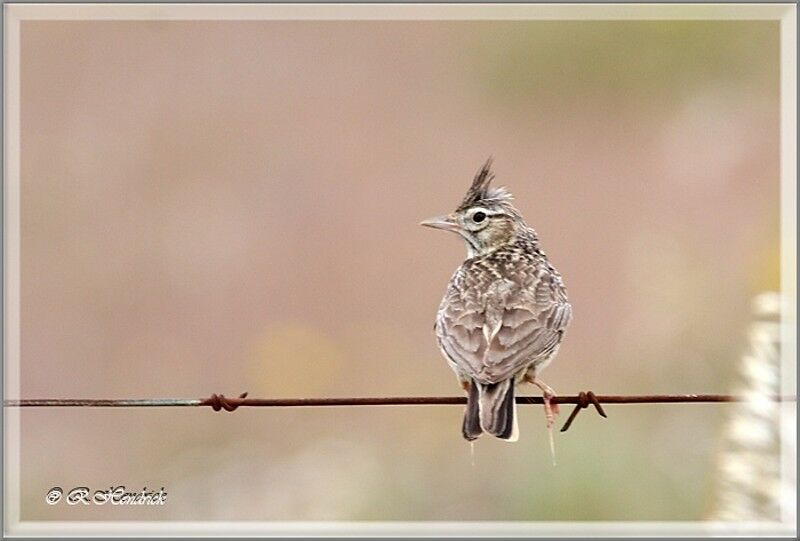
[462,379,518,442]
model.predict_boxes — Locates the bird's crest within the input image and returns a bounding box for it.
[457,158,513,211]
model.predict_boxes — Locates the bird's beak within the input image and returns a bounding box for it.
[419,214,461,232]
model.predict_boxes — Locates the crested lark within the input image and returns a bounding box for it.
[421,159,572,444]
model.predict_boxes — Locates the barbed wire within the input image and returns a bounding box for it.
[4,392,796,432]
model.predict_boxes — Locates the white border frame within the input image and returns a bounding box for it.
[3,3,796,537]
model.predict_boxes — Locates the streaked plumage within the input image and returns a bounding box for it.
[421,159,571,442]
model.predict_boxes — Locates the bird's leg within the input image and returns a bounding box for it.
[525,375,559,465]
[460,378,477,465]
[525,375,559,423]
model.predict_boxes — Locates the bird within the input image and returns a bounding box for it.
[420,159,572,446]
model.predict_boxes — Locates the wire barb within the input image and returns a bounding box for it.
[202,392,249,412]
[559,391,607,432]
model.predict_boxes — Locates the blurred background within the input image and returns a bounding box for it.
[19,20,784,521]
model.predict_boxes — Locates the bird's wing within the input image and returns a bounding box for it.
[436,263,571,384]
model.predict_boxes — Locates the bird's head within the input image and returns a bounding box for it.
[420,159,530,257]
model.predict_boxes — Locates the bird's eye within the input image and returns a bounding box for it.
[472,211,486,223]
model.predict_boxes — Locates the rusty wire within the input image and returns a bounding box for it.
[4,392,796,432]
